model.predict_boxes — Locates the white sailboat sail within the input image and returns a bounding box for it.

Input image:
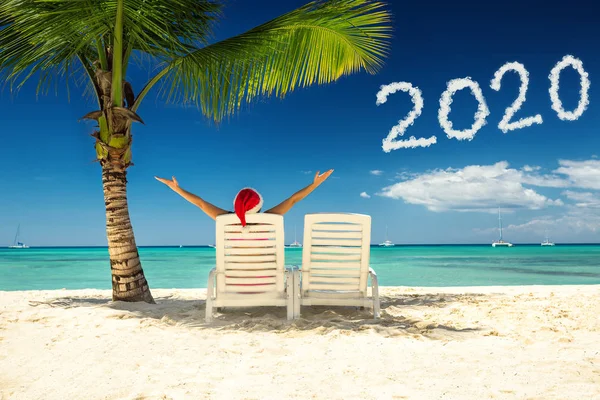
[288,225,302,248]
[492,208,512,247]
[541,230,555,246]
[379,225,394,247]
[8,224,29,249]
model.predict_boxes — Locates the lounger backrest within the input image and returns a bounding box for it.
[301,213,371,294]
[215,213,285,294]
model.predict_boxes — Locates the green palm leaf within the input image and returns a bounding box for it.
[1,0,391,121]
[138,0,392,121]
[0,0,221,92]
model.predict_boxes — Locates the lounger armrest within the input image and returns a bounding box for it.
[205,267,217,323]
[284,266,298,291]
[284,267,299,284]
[207,267,217,300]
[284,266,298,286]
[368,267,380,319]
[368,267,378,287]
[290,265,301,291]
[288,265,301,319]
[283,266,297,320]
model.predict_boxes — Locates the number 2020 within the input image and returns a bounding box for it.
[376,54,591,152]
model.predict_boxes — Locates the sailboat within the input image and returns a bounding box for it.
[541,230,555,246]
[287,225,302,248]
[379,225,395,247]
[492,208,512,247]
[8,224,29,249]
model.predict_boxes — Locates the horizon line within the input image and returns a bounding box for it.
[3,243,600,248]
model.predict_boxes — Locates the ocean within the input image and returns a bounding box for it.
[1,245,600,291]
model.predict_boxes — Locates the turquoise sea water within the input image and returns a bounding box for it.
[1,245,600,291]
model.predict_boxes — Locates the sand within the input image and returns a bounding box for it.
[0,285,599,400]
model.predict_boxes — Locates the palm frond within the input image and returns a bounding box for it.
[0,0,107,92]
[0,0,222,93]
[1,0,391,122]
[123,0,221,58]
[144,0,392,121]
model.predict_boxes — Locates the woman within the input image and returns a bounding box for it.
[155,169,334,225]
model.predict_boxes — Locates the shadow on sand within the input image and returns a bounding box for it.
[28,292,487,339]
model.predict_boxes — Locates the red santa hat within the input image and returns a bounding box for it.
[234,188,263,227]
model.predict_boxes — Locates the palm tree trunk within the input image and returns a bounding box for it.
[102,164,155,303]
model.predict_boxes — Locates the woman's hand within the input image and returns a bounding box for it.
[155,176,180,190]
[265,169,334,215]
[313,169,334,186]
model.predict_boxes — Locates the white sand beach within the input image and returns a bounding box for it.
[1,285,599,400]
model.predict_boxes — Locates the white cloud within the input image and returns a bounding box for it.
[519,159,600,189]
[522,165,541,172]
[301,170,312,175]
[473,216,556,236]
[489,62,543,133]
[563,191,600,208]
[394,171,419,180]
[370,170,384,176]
[378,158,600,213]
[360,192,371,199]
[388,135,437,149]
[521,173,569,188]
[554,160,600,190]
[377,161,563,212]
[473,205,600,240]
[548,55,590,122]
[504,210,600,235]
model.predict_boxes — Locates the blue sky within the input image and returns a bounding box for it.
[1,0,599,246]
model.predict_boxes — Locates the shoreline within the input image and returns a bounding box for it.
[1,285,599,399]
[2,283,600,292]
[1,283,599,295]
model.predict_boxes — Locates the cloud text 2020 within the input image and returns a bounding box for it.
[377,55,590,152]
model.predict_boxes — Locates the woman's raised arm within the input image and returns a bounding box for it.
[265,169,334,215]
[155,176,230,220]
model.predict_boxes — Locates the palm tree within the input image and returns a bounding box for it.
[0,0,392,303]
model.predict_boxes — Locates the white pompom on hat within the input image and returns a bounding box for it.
[233,187,263,227]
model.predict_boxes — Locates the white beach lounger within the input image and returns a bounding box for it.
[293,213,380,319]
[205,213,294,322]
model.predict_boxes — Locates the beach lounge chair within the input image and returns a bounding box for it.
[205,213,294,322]
[293,213,380,319]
